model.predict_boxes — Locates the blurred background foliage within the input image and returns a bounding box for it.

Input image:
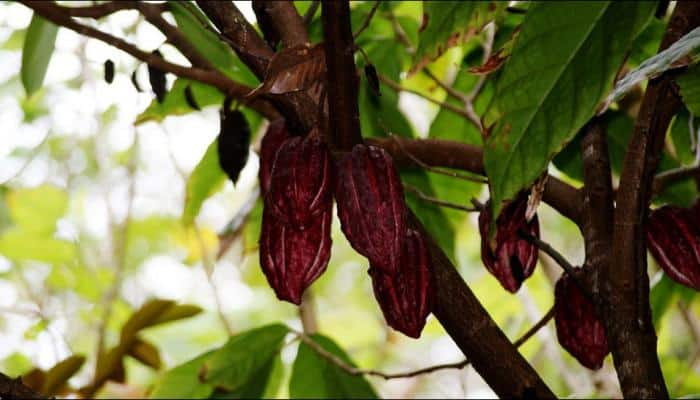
[0,1,698,398]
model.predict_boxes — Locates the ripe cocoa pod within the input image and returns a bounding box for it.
[266,134,333,229]
[336,144,407,274]
[217,109,251,185]
[554,272,609,370]
[645,204,700,290]
[259,119,290,194]
[369,229,433,338]
[478,196,539,293]
[259,206,332,305]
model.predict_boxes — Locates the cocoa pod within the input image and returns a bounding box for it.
[259,119,290,194]
[217,109,251,185]
[266,134,333,229]
[364,64,380,97]
[336,144,407,274]
[148,50,167,103]
[184,84,200,111]
[369,229,433,338]
[554,272,609,370]
[646,204,700,290]
[259,206,332,305]
[478,196,539,293]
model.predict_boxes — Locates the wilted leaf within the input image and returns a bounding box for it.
[42,355,85,396]
[128,338,161,369]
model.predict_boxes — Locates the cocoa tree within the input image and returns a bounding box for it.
[3,0,700,398]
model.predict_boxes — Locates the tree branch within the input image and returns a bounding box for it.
[609,3,700,397]
[196,1,274,79]
[19,1,279,120]
[368,136,583,225]
[253,0,308,48]
[46,0,157,19]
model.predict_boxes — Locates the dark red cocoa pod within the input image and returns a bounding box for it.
[369,229,433,338]
[554,272,609,370]
[646,204,700,290]
[259,206,332,305]
[266,135,333,229]
[478,196,539,293]
[259,119,290,194]
[335,144,407,274]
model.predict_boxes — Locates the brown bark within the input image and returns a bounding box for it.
[253,0,309,48]
[321,2,554,397]
[608,2,700,397]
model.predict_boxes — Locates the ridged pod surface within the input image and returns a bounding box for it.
[259,119,290,194]
[478,196,540,293]
[554,272,609,370]
[646,203,700,290]
[336,144,407,274]
[259,207,332,305]
[267,135,333,229]
[369,229,433,338]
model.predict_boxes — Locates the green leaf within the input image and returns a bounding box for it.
[201,324,288,392]
[21,14,58,97]
[290,334,377,398]
[6,185,68,235]
[483,1,655,217]
[0,229,75,264]
[149,351,215,399]
[182,138,227,225]
[42,355,85,396]
[413,1,504,72]
[677,65,700,115]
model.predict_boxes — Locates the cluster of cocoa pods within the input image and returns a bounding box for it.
[478,196,610,369]
[257,120,433,338]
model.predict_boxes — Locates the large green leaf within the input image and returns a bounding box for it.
[677,65,700,115]
[182,138,227,226]
[21,14,58,97]
[483,1,655,217]
[413,1,504,72]
[290,334,376,398]
[149,351,215,399]
[201,324,288,392]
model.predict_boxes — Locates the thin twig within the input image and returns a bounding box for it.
[353,1,380,39]
[404,185,479,213]
[379,73,475,121]
[291,305,553,380]
[194,225,234,335]
[386,8,413,52]
[652,165,700,193]
[518,231,577,278]
[389,135,487,183]
[423,68,469,103]
[303,0,321,26]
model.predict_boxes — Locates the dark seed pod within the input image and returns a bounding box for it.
[104,59,115,84]
[478,195,539,293]
[335,144,407,275]
[217,109,251,185]
[148,50,167,103]
[554,272,609,370]
[131,69,143,92]
[259,206,332,305]
[646,203,700,290]
[259,119,290,195]
[369,229,433,338]
[364,64,380,97]
[184,85,201,110]
[266,134,333,229]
